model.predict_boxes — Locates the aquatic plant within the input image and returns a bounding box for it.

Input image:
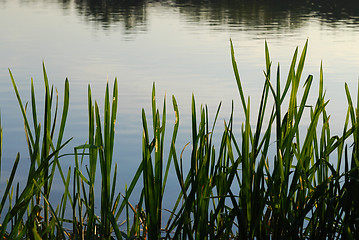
[0,63,71,239]
[0,41,359,239]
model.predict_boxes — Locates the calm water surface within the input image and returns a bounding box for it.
[1,0,359,207]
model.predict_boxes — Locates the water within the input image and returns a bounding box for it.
[1,0,359,212]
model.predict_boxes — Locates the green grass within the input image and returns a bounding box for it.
[1,41,359,239]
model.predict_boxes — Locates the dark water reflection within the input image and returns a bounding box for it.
[53,0,359,33]
[73,0,148,31]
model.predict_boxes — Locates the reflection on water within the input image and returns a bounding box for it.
[50,0,359,33]
[7,0,358,36]
[73,0,148,31]
[56,0,71,9]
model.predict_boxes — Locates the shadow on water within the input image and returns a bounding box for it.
[50,0,359,33]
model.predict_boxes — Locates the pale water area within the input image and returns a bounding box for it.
[1,0,359,214]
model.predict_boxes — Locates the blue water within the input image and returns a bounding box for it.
[1,0,359,217]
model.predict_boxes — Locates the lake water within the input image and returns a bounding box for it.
[1,0,359,210]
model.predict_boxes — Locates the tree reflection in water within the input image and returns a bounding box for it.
[52,0,359,34]
[72,0,147,31]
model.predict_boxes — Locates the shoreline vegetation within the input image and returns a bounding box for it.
[1,40,359,239]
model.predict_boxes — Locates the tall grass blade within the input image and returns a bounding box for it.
[0,153,20,217]
[230,39,247,113]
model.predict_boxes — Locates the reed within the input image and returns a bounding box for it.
[70,79,124,239]
[229,39,357,239]
[0,63,71,239]
[136,83,178,239]
[1,41,359,239]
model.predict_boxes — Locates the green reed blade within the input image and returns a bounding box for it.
[9,69,35,147]
[152,82,157,132]
[319,61,324,99]
[104,82,111,173]
[162,95,179,196]
[27,124,40,184]
[141,109,152,170]
[295,39,308,85]
[345,83,356,137]
[74,167,90,185]
[41,62,52,234]
[115,160,143,220]
[300,100,328,160]
[87,84,97,189]
[208,102,222,180]
[30,78,38,132]
[280,46,298,103]
[94,102,104,158]
[286,77,299,137]
[230,39,247,113]
[253,74,270,158]
[48,78,70,196]
[211,102,221,138]
[265,40,271,73]
[336,110,351,172]
[110,163,118,207]
[59,166,71,223]
[191,94,197,157]
[283,75,313,149]
[109,78,118,164]
[49,87,58,142]
[276,64,282,141]
[88,84,95,145]
[0,153,20,216]
[108,210,123,240]
[42,62,52,137]
[167,143,189,230]
[40,138,72,167]
[86,85,97,239]
[159,94,166,177]
[111,191,121,216]
[266,65,283,160]
[56,78,70,150]
[242,97,252,227]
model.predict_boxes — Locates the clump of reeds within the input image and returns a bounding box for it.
[1,41,359,239]
[0,63,71,239]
